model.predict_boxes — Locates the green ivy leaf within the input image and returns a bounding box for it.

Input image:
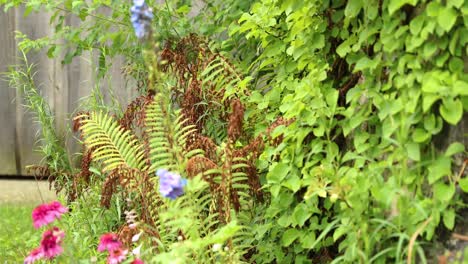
[449,57,464,72]
[440,98,463,125]
[281,228,301,246]
[437,7,458,32]
[292,204,312,227]
[445,142,465,156]
[426,2,441,17]
[453,80,468,96]
[388,0,418,15]
[410,15,425,35]
[300,231,317,249]
[268,163,290,184]
[443,208,455,229]
[433,182,455,202]
[283,175,301,193]
[459,178,468,192]
[412,128,431,143]
[406,142,420,161]
[345,0,363,18]
[428,156,451,184]
[448,0,464,8]
[422,94,440,112]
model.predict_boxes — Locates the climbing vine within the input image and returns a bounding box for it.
[235,0,467,262]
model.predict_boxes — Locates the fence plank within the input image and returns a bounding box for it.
[0,9,19,175]
[14,7,55,175]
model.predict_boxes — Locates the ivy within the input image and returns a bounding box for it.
[234,0,467,262]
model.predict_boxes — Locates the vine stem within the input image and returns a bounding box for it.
[53,5,129,27]
[406,217,433,264]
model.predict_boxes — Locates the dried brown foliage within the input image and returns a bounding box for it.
[228,99,244,142]
[119,94,153,130]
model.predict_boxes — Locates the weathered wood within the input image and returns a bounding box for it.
[14,7,54,175]
[0,9,18,175]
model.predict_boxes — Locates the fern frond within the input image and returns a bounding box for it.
[201,55,248,100]
[145,94,203,173]
[75,112,146,172]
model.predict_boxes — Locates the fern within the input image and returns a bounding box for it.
[145,94,200,174]
[201,54,249,100]
[75,111,146,172]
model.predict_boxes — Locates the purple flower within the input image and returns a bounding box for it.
[130,0,153,39]
[156,169,187,199]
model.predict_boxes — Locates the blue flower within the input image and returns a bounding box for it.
[156,169,187,199]
[130,0,153,39]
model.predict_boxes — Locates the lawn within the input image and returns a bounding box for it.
[0,203,41,262]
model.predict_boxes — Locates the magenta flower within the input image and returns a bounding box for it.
[40,227,65,259]
[98,233,122,252]
[32,201,68,229]
[131,258,144,264]
[156,169,187,199]
[107,248,128,264]
[24,247,43,264]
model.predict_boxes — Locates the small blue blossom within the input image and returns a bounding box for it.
[130,0,153,39]
[156,169,187,199]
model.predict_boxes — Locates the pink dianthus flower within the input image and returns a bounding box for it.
[131,258,144,264]
[98,233,122,252]
[32,201,68,229]
[107,248,128,264]
[40,227,65,259]
[24,247,43,264]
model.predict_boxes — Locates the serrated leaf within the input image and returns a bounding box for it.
[281,228,301,246]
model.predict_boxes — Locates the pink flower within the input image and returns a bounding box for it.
[32,201,68,229]
[98,233,122,252]
[40,227,65,259]
[24,247,43,263]
[131,258,144,264]
[107,248,128,264]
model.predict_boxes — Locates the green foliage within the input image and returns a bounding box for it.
[0,204,40,262]
[234,0,467,262]
[5,52,72,189]
[4,0,468,263]
[76,111,147,172]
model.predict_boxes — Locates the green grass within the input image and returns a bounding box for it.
[0,203,41,263]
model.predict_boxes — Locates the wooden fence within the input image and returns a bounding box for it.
[0,7,138,176]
